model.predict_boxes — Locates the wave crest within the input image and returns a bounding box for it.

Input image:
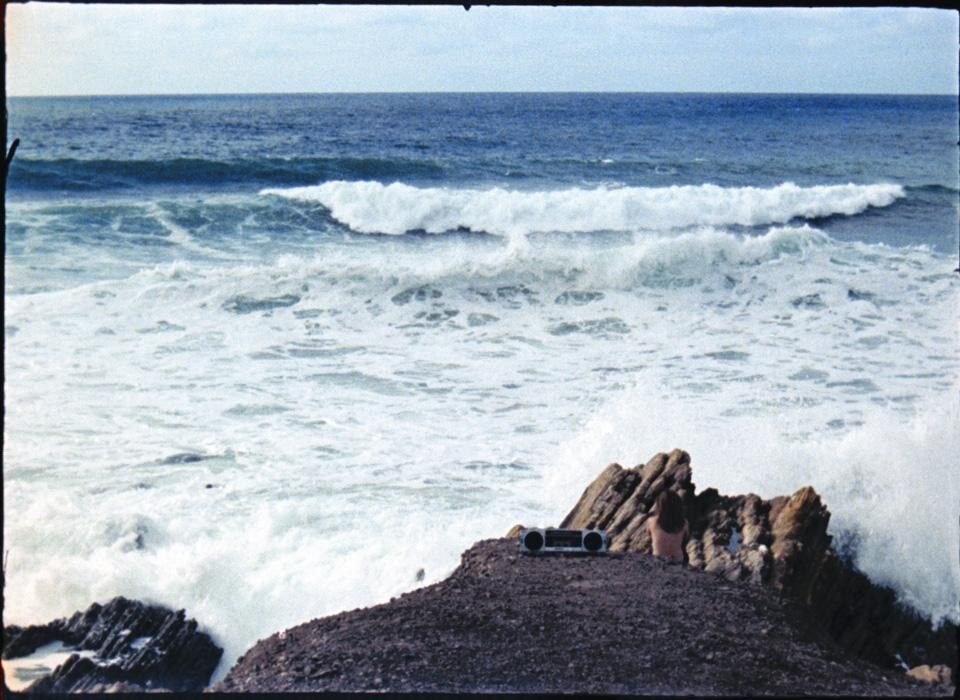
[261,180,905,236]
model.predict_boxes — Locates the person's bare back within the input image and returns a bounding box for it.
[646,490,688,562]
[647,514,688,561]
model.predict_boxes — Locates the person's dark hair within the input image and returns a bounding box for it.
[653,489,685,534]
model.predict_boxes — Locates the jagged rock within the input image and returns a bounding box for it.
[2,596,222,693]
[549,450,957,679]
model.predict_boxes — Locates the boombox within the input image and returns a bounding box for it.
[518,527,609,554]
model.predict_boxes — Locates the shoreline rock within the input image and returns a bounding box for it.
[2,596,222,693]
[215,449,955,695]
[214,538,947,695]
[554,449,957,677]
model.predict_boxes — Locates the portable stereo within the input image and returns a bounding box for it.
[518,527,608,554]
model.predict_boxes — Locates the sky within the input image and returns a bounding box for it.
[4,5,958,96]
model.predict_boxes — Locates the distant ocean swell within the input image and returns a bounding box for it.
[261,181,906,236]
[7,156,448,192]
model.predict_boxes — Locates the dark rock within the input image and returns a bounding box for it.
[2,624,62,660]
[2,596,222,692]
[214,538,945,695]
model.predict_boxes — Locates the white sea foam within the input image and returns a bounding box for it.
[261,180,905,236]
[4,220,957,682]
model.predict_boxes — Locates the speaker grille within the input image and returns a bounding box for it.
[523,530,544,551]
[583,530,604,552]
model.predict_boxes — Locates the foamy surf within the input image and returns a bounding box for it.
[261,180,906,236]
[6,92,956,683]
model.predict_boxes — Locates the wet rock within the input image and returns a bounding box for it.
[2,596,222,692]
[2,625,62,660]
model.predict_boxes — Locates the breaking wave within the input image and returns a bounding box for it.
[261,180,905,236]
[157,224,832,296]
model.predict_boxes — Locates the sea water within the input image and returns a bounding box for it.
[4,93,959,679]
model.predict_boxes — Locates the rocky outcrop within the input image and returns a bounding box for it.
[2,596,222,693]
[551,449,957,679]
[215,538,945,696]
[210,448,955,695]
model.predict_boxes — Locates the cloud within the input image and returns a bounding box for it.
[5,5,957,96]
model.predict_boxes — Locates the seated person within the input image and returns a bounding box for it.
[646,489,688,562]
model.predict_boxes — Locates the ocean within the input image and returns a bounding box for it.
[4,93,959,679]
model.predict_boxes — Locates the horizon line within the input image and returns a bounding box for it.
[7,89,959,99]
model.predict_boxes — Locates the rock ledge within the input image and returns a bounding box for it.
[215,538,945,695]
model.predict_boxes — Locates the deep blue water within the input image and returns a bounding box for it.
[7,93,959,252]
[9,94,958,188]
